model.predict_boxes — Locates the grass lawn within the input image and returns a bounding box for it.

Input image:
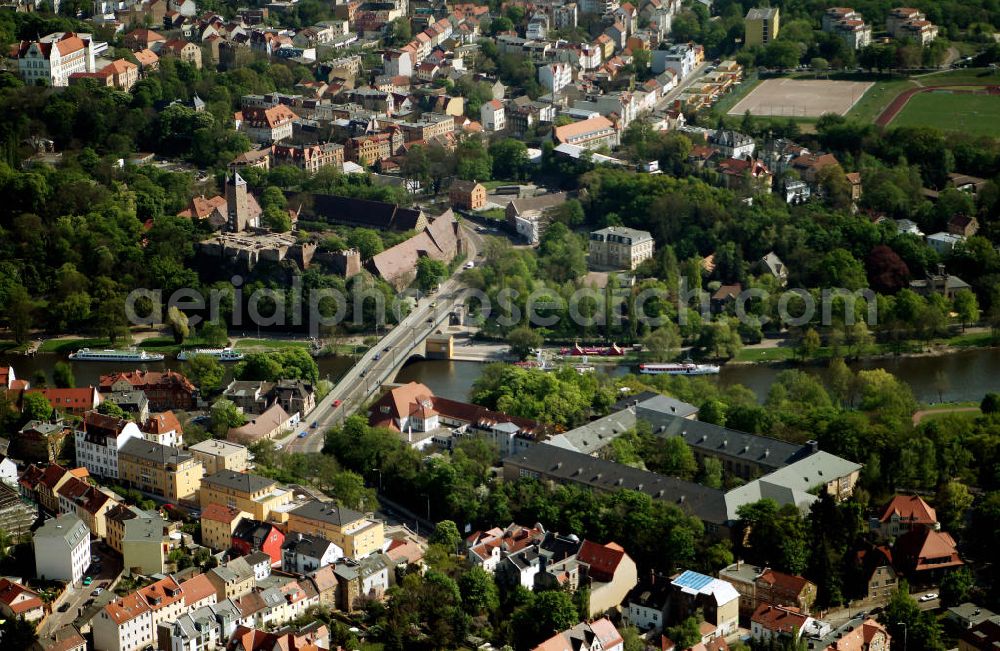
[917,408,981,423]
[710,76,762,117]
[913,67,1000,85]
[920,401,980,411]
[845,77,917,123]
[734,346,796,363]
[947,331,997,347]
[233,338,311,351]
[890,92,1000,137]
[38,337,114,353]
[0,340,19,353]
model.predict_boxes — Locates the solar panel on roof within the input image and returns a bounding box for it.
[672,570,713,591]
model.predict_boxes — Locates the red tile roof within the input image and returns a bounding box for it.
[0,578,43,615]
[880,495,937,525]
[577,540,627,582]
[201,503,247,524]
[756,568,811,597]
[143,411,183,435]
[752,604,809,636]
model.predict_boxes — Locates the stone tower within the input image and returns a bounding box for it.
[226,173,251,233]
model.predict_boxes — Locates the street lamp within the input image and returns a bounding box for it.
[896,621,907,651]
[372,468,382,493]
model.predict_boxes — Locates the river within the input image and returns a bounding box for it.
[5,347,1000,406]
[396,348,1000,405]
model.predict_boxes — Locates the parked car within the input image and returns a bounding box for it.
[91,587,104,597]
[919,593,938,602]
[82,577,93,586]
[311,421,319,427]
[332,400,342,408]
[298,431,307,438]
[58,602,71,612]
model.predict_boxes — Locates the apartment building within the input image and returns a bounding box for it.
[480,99,505,132]
[287,500,385,559]
[588,226,654,270]
[76,411,144,479]
[239,105,298,143]
[33,513,91,583]
[201,503,249,551]
[888,7,939,44]
[189,439,250,475]
[56,476,119,538]
[123,513,171,576]
[118,439,204,502]
[140,411,184,447]
[745,7,780,47]
[272,143,345,173]
[106,503,145,555]
[93,576,185,651]
[539,62,573,94]
[553,115,619,150]
[199,470,292,521]
[16,32,99,86]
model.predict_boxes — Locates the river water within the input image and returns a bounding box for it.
[5,347,1000,406]
[396,348,1000,404]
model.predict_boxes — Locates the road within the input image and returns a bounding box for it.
[282,225,485,454]
[39,541,121,638]
[655,60,710,111]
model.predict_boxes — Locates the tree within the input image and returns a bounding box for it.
[699,399,726,426]
[96,400,126,419]
[953,289,979,330]
[642,323,681,362]
[5,284,34,344]
[347,229,384,259]
[764,40,801,70]
[21,391,52,422]
[387,17,412,46]
[263,205,292,232]
[200,320,229,347]
[866,245,910,293]
[811,57,829,76]
[797,328,822,360]
[940,566,974,607]
[53,361,75,388]
[429,520,462,552]
[458,566,499,616]
[489,139,529,180]
[935,481,973,533]
[210,398,246,436]
[167,306,190,344]
[512,590,579,649]
[416,257,448,292]
[184,354,225,394]
[699,456,723,489]
[884,581,945,651]
[507,326,542,360]
[981,392,1000,414]
[328,471,377,511]
[667,617,701,649]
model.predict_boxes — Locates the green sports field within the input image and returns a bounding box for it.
[890,90,1000,136]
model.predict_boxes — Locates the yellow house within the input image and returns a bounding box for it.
[286,500,384,559]
[119,439,204,502]
[745,7,780,48]
[122,513,170,576]
[189,439,250,475]
[200,503,249,551]
[199,470,292,521]
[105,503,146,555]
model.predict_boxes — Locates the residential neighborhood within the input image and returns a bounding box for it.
[0,0,999,646]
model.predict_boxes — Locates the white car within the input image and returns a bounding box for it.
[919,593,938,602]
